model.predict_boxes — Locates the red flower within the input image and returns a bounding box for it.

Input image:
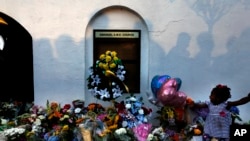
[219,111,226,117]
[63,104,71,110]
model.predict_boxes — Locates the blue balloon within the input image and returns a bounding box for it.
[151,75,171,98]
[151,75,159,96]
[174,77,182,91]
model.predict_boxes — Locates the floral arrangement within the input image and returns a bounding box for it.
[87,50,128,101]
[76,94,153,141]
[0,101,22,120]
[115,94,153,129]
[2,127,26,141]
[146,126,178,141]
[147,105,187,141]
[113,94,153,141]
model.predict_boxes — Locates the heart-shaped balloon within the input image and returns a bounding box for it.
[170,91,187,107]
[151,75,170,98]
[163,78,178,88]
[174,77,182,91]
[157,78,187,107]
[157,87,177,106]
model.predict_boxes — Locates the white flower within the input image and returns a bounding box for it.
[91,75,101,86]
[147,134,154,141]
[31,114,37,118]
[32,125,38,132]
[99,88,110,99]
[116,65,126,81]
[138,109,144,115]
[3,127,25,138]
[118,65,124,70]
[89,87,99,96]
[112,86,123,98]
[16,128,25,134]
[88,67,94,75]
[79,123,84,128]
[122,121,128,127]
[115,128,127,135]
[38,115,45,120]
[74,108,82,114]
[38,107,44,113]
[152,127,163,135]
[129,97,137,101]
[125,103,131,109]
[33,118,41,126]
[1,119,8,124]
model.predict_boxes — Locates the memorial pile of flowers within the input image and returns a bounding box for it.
[0,100,85,141]
[0,98,247,141]
[0,96,153,141]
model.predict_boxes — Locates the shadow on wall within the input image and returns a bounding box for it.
[0,12,33,102]
[33,34,85,106]
[164,28,250,86]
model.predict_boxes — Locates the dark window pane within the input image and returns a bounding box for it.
[93,30,140,93]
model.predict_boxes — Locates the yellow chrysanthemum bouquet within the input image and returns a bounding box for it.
[87,50,128,101]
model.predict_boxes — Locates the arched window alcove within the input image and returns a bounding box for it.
[84,6,149,104]
[0,12,34,102]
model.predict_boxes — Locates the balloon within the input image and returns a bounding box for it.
[157,78,177,105]
[163,78,178,88]
[151,75,160,96]
[157,78,187,107]
[151,75,170,98]
[174,77,182,91]
[157,87,177,106]
[171,91,187,107]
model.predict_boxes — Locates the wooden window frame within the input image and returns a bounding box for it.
[93,29,141,93]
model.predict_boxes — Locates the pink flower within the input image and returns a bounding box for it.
[132,123,152,141]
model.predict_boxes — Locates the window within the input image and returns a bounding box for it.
[93,30,140,93]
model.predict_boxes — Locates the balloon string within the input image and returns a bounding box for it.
[185,106,192,124]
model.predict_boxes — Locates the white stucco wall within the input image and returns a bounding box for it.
[1,0,250,124]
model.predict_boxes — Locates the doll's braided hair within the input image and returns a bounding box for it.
[211,84,231,103]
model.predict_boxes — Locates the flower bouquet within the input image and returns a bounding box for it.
[3,127,26,141]
[87,50,129,101]
[115,94,152,129]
